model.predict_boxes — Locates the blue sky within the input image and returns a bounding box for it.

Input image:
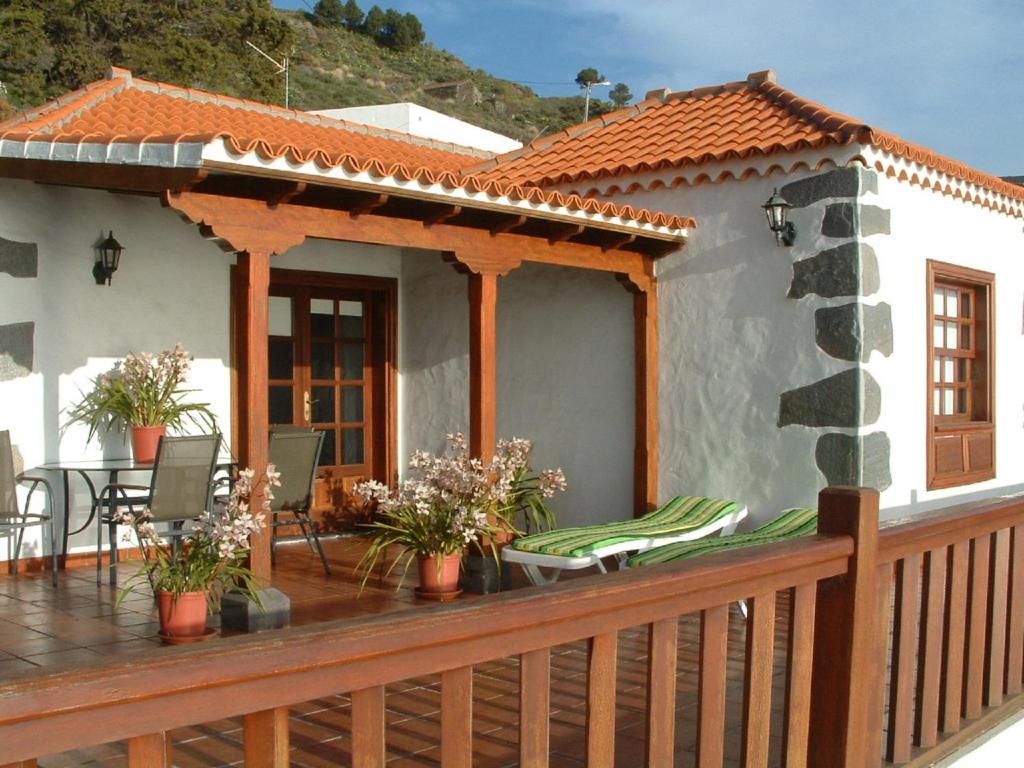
[276,1,1023,176]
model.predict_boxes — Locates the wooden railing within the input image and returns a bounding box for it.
[1,486,1022,767]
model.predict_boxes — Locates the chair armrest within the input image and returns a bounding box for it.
[16,474,54,516]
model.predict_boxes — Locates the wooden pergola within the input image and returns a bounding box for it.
[0,157,687,581]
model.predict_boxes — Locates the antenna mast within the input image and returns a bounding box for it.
[245,40,289,108]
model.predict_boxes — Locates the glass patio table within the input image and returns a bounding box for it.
[37,456,235,566]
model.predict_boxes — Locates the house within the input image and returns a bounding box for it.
[1,65,1024,767]
[2,65,1023,576]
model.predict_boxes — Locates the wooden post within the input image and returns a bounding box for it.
[244,707,289,767]
[807,486,882,768]
[237,250,272,581]
[633,284,659,516]
[468,271,498,462]
[127,733,171,767]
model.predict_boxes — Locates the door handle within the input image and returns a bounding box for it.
[303,390,311,423]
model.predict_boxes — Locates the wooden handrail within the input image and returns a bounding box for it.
[0,535,851,763]
[878,494,1024,564]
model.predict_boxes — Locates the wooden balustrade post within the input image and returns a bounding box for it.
[127,732,171,767]
[244,707,290,767]
[807,486,881,768]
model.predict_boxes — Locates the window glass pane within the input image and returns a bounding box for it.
[933,321,945,348]
[943,389,954,415]
[318,429,336,467]
[960,325,970,350]
[961,292,971,318]
[342,343,365,380]
[946,290,957,318]
[311,299,334,337]
[943,358,954,383]
[339,300,364,338]
[957,389,968,415]
[311,385,335,423]
[311,341,335,380]
[933,289,944,316]
[946,323,958,349]
[342,386,364,422]
[342,428,364,465]
[269,296,292,337]
[958,358,968,382]
[269,386,292,424]
[268,339,293,380]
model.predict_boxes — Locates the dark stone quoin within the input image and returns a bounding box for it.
[789,242,880,299]
[779,167,878,208]
[821,203,891,239]
[815,302,893,362]
[815,432,892,490]
[0,236,38,278]
[778,368,881,428]
[0,321,34,381]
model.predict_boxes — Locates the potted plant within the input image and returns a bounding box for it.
[114,464,279,643]
[64,342,216,463]
[354,433,566,599]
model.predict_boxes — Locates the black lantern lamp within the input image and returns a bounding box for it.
[762,189,796,246]
[93,231,123,285]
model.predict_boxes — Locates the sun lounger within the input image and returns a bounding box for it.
[502,495,747,586]
[626,506,817,568]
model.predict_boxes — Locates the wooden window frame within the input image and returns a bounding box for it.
[926,260,995,490]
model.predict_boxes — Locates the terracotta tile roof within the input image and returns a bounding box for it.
[0,68,693,233]
[472,70,1024,209]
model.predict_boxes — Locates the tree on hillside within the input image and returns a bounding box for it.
[388,12,424,51]
[574,68,605,89]
[312,0,345,27]
[609,82,632,107]
[362,5,385,37]
[341,0,364,29]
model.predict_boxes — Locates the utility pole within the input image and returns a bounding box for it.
[583,79,610,122]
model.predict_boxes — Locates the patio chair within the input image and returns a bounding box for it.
[269,429,331,575]
[625,506,817,568]
[502,495,747,586]
[96,433,220,586]
[0,431,57,586]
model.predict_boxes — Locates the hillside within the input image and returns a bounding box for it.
[0,1,615,144]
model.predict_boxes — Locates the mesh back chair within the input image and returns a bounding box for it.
[0,431,57,586]
[95,433,219,586]
[269,429,331,575]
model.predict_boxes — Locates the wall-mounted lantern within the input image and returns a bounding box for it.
[93,231,124,285]
[762,189,796,246]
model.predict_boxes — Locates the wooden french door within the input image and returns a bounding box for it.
[252,269,396,530]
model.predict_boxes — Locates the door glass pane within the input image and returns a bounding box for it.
[342,386,364,422]
[268,339,293,380]
[933,390,940,415]
[319,429,336,467]
[340,300,364,338]
[311,341,335,380]
[311,385,335,422]
[342,343,364,380]
[269,296,292,337]
[943,389,954,415]
[342,428,364,465]
[269,386,293,424]
[311,299,334,337]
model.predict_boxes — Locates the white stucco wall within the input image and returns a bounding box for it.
[868,176,1024,516]
[622,171,841,523]
[400,254,634,528]
[0,180,406,561]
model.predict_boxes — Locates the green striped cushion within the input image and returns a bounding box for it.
[626,507,817,568]
[509,496,741,558]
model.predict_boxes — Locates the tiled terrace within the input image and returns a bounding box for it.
[0,538,791,767]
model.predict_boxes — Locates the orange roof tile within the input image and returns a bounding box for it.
[0,69,693,233]
[472,70,1024,209]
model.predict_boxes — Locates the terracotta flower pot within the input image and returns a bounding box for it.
[417,553,462,595]
[131,425,166,464]
[156,590,209,641]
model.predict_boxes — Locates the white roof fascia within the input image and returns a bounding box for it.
[200,138,688,239]
[860,145,1024,218]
